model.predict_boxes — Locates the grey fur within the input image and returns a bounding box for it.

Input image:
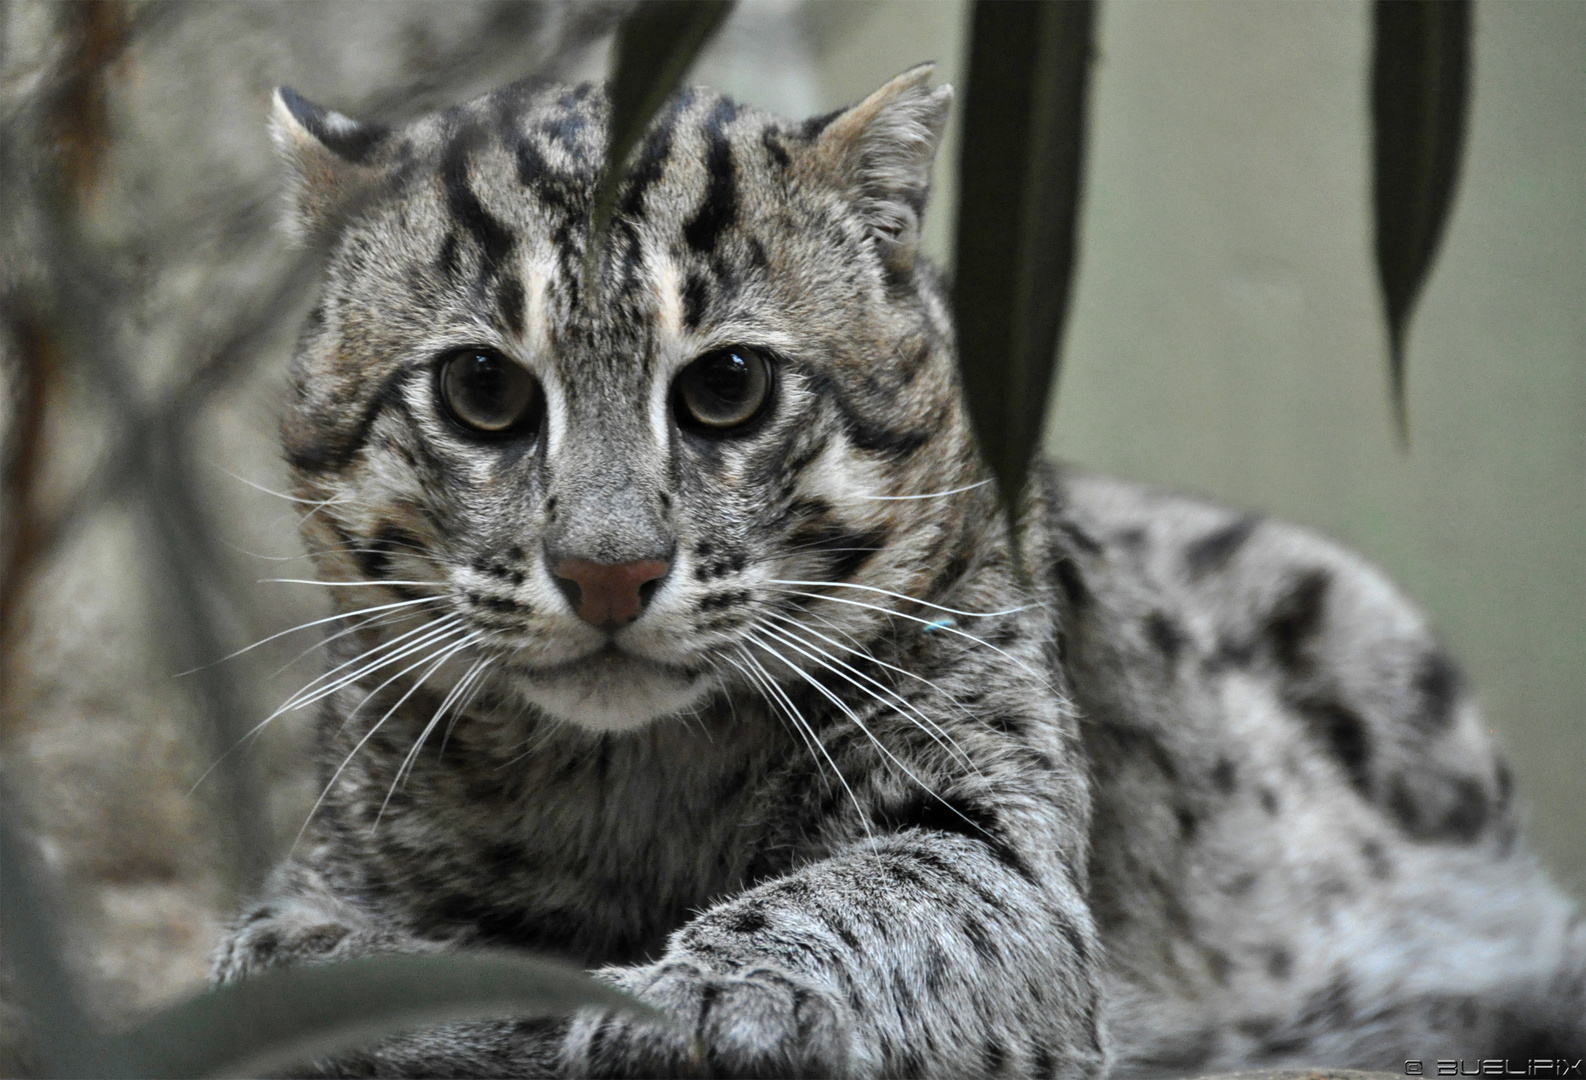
[213,70,1584,1077]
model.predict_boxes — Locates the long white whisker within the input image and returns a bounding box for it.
[263,578,445,588]
[766,579,1034,620]
[767,587,1051,686]
[274,616,466,721]
[747,630,991,848]
[177,595,443,676]
[219,467,344,506]
[376,653,493,829]
[266,604,442,680]
[757,616,976,771]
[296,633,482,851]
[734,643,870,839]
[186,610,459,797]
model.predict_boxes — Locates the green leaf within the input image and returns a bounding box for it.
[83,952,662,1079]
[951,0,1096,552]
[1371,0,1472,444]
[0,809,94,1076]
[589,0,735,244]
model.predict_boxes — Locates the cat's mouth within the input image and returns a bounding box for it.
[500,642,711,732]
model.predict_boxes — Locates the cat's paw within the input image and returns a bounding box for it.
[209,896,430,985]
[565,959,853,1078]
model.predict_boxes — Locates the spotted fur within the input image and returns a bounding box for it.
[213,69,1584,1077]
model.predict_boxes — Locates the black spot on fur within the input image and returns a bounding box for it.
[1176,806,1199,841]
[1290,694,1373,796]
[1145,610,1186,666]
[761,127,790,168]
[1265,569,1330,672]
[1206,949,1233,985]
[725,907,768,935]
[1259,788,1280,815]
[1184,515,1259,577]
[1211,757,1238,793]
[1266,945,1293,980]
[962,915,996,961]
[1410,648,1461,732]
[683,98,740,254]
[800,107,842,138]
[1388,773,1489,843]
[873,791,1037,884]
[1299,973,1354,1027]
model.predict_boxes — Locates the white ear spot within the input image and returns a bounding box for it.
[269,87,389,244]
[808,64,954,274]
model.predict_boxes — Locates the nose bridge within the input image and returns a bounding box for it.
[542,400,673,566]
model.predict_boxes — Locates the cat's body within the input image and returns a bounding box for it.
[214,70,1584,1077]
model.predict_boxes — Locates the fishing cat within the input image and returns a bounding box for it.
[211,67,1585,1077]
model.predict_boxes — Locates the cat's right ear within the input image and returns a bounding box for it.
[270,87,390,244]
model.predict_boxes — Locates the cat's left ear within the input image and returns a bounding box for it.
[807,64,953,275]
[270,87,392,243]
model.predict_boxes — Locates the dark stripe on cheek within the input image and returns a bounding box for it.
[683,98,740,255]
[787,518,887,582]
[285,366,418,476]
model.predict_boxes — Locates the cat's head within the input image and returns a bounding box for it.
[275,67,994,733]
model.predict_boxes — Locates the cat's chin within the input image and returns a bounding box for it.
[506,649,712,732]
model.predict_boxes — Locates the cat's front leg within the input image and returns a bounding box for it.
[211,858,447,985]
[559,830,1105,1079]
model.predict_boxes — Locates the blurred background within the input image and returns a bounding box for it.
[1,0,1579,1065]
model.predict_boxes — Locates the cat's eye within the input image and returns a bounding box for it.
[438,348,542,435]
[673,346,772,431]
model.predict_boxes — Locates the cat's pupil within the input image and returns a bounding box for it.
[676,347,770,430]
[440,349,537,434]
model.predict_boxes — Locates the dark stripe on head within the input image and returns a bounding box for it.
[1184,515,1258,577]
[682,271,708,330]
[494,275,525,337]
[1387,773,1489,843]
[619,91,692,219]
[440,134,515,285]
[683,98,741,254]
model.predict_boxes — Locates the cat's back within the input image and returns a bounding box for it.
[1028,463,1584,1074]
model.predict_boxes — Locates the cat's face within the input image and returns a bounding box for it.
[277,70,986,732]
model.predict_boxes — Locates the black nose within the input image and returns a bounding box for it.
[551,557,670,629]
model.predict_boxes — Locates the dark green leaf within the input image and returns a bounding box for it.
[85,952,661,1079]
[952,0,1096,551]
[590,0,735,243]
[0,808,94,1077]
[1371,0,1472,443]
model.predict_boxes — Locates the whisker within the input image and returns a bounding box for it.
[176,595,443,677]
[376,652,495,828]
[765,587,1051,687]
[747,630,994,851]
[757,615,977,771]
[731,643,870,838]
[219,467,344,506]
[262,578,445,588]
[296,633,483,851]
[765,579,1035,620]
[275,616,467,721]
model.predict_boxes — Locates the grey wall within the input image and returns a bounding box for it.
[778,0,1584,898]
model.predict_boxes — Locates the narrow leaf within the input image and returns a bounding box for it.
[589,0,735,243]
[83,952,662,1079]
[952,0,1096,549]
[1371,0,1472,443]
[0,809,94,1077]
